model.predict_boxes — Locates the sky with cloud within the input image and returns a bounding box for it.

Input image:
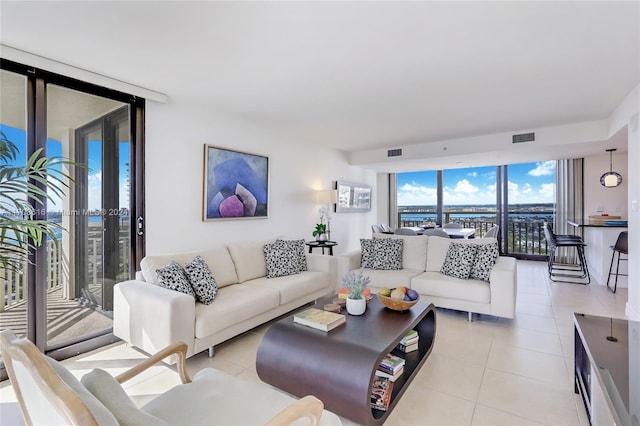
[397,161,556,206]
[1,125,130,212]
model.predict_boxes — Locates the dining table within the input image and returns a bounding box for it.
[442,228,476,239]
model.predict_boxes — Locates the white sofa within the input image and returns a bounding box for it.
[114,238,337,359]
[338,233,517,320]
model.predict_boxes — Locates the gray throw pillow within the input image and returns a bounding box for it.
[45,358,118,425]
[277,239,307,272]
[360,238,375,268]
[81,368,168,425]
[155,261,196,298]
[470,241,499,282]
[264,240,300,278]
[184,256,218,305]
[370,238,403,270]
[441,242,479,279]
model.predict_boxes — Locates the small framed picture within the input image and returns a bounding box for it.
[203,145,269,220]
[335,181,372,213]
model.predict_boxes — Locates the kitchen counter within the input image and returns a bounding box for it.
[567,219,628,287]
[568,218,628,227]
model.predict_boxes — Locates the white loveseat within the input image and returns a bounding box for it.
[114,238,337,359]
[338,233,517,320]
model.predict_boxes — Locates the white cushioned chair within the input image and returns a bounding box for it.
[0,329,342,426]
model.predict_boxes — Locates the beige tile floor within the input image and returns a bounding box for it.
[0,260,629,425]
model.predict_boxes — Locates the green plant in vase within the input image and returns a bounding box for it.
[312,223,327,240]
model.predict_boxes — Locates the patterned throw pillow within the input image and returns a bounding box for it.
[441,242,479,279]
[184,256,218,305]
[360,238,375,268]
[470,241,499,282]
[155,261,196,297]
[264,240,300,278]
[370,238,404,270]
[277,239,307,272]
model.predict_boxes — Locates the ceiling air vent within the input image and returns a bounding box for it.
[512,132,535,144]
[387,148,403,157]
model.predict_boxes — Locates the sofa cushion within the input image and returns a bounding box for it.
[184,256,218,304]
[142,368,343,426]
[156,261,196,298]
[194,283,280,338]
[45,358,119,426]
[264,240,301,278]
[277,239,307,272]
[140,245,238,288]
[228,238,278,283]
[81,368,168,425]
[411,271,491,304]
[441,242,478,279]
[357,268,424,290]
[426,236,496,272]
[470,241,499,282]
[373,233,428,271]
[247,271,329,305]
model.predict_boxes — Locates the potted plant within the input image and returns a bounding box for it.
[0,131,81,273]
[312,223,327,241]
[342,265,371,315]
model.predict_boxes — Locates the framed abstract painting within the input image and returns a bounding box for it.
[203,145,269,220]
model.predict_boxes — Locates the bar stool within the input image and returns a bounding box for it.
[606,231,628,293]
[544,223,590,284]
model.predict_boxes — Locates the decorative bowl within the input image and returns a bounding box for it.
[377,291,419,311]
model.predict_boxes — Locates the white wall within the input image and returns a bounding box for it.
[144,99,376,257]
[608,85,639,320]
[583,152,628,218]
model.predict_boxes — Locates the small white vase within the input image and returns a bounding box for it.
[317,233,328,242]
[346,297,366,315]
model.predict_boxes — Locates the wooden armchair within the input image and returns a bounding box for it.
[0,329,337,425]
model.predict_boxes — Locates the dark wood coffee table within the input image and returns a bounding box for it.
[256,295,436,425]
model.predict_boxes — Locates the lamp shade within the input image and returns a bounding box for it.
[600,148,622,188]
[603,173,620,187]
[317,189,338,204]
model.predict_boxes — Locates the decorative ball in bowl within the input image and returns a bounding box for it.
[377,287,419,311]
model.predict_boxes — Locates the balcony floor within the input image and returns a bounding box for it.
[0,287,112,346]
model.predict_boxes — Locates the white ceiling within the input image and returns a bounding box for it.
[1,1,638,171]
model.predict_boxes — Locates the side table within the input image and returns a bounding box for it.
[305,240,338,255]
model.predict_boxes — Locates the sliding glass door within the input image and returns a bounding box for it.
[0,61,145,373]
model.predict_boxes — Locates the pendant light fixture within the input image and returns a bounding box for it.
[600,148,622,188]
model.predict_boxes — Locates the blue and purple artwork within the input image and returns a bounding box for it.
[204,146,269,220]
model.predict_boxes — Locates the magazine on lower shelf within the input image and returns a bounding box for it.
[370,376,394,411]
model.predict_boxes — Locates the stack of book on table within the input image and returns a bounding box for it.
[375,353,405,382]
[396,329,419,353]
[370,375,393,412]
[292,308,345,332]
[371,354,405,411]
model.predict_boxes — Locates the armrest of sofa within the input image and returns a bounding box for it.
[305,253,334,273]
[338,250,361,269]
[488,256,518,319]
[113,280,197,359]
[336,250,362,279]
[306,253,338,293]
